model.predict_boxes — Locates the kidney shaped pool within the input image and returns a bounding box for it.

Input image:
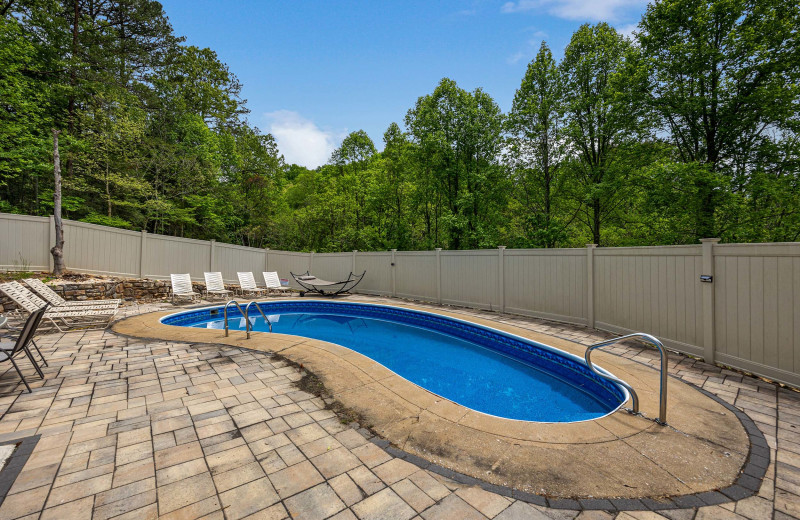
[161,301,628,423]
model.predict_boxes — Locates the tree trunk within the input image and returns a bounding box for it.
[592,197,601,246]
[51,129,66,277]
[106,160,112,217]
[696,177,715,239]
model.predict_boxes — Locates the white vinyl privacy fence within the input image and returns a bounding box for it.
[2,212,799,387]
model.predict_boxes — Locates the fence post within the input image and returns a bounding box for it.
[209,239,216,273]
[48,215,55,272]
[587,244,597,329]
[390,249,397,297]
[139,230,147,278]
[309,251,314,273]
[498,246,506,313]
[435,248,442,305]
[352,250,357,273]
[265,248,270,273]
[701,238,720,364]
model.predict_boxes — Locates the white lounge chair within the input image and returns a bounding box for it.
[203,272,231,299]
[24,278,121,309]
[263,272,290,294]
[0,281,117,332]
[237,272,268,297]
[170,274,200,303]
[1,281,116,312]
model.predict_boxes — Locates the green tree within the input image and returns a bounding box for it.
[331,130,377,249]
[406,78,507,249]
[0,13,53,214]
[561,23,645,245]
[507,41,569,247]
[374,122,415,249]
[638,0,800,239]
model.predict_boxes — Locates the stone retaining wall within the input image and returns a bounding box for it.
[1,278,242,312]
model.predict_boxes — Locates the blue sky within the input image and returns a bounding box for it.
[160,0,648,167]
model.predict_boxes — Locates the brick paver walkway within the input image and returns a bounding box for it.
[0,297,797,519]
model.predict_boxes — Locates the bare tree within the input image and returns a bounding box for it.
[0,0,16,16]
[51,129,65,276]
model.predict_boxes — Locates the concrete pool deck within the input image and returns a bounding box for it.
[0,295,794,519]
[112,299,752,501]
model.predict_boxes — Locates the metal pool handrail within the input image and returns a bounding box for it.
[223,300,273,338]
[223,300,247,337]
[245,301,272,338]
[585,332,668,425]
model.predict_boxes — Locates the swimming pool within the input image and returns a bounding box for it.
[162,301,628,422]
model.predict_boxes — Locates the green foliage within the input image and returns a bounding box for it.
[560,23,646,246]
[405,78,507,249]
[638,0,800,238]
[506,42,568,247]
[1,0,798,252]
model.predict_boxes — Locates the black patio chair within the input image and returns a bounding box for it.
[1,311,49,368]
[0,304,47,392]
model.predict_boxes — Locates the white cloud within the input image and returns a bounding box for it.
[507,51,527,64]
[507,34,548,65]
[264,110,342,169]
[616,23,639,40]
[501,0,647,22]
[501,0,537,14]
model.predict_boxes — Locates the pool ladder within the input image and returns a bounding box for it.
[223,300,272,338]
[585,333,668,425]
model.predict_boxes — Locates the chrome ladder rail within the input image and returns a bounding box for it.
[585,333,668,425]
[245,301,272,338]
[224,300,273,338]
[223,300,247,337]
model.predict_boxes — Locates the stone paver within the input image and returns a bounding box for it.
[0,298,795,519]
[351,487,416,520]
[284,482,345,519]
[269,460,325,498]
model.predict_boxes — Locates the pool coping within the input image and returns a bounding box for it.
[360,379,769,511]
[112,299,763,509]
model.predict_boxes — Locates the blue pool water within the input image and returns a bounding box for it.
[163,302,626,422]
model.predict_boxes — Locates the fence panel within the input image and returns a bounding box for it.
[440,250,500,310]
[215,243,266,283]
[313,253,354,282]
[143,235,211,281]
[63,220,142,277]
[0,214,50,271]
[504,249,587,325]
[3,212,800,386]
[395,251,438,301]
[355,252,392,295]
[267,251,310,287]
[714,243,800,386]
[594,246,704,357]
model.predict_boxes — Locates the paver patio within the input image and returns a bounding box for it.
[0,296,797,519]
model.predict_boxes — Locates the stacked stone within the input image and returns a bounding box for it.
[1,277,247,312]
[51,279,173,302]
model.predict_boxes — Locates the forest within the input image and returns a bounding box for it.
[1,0,799,251]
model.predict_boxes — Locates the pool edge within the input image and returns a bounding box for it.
[111,299,752,500]
[158,299,630,425]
